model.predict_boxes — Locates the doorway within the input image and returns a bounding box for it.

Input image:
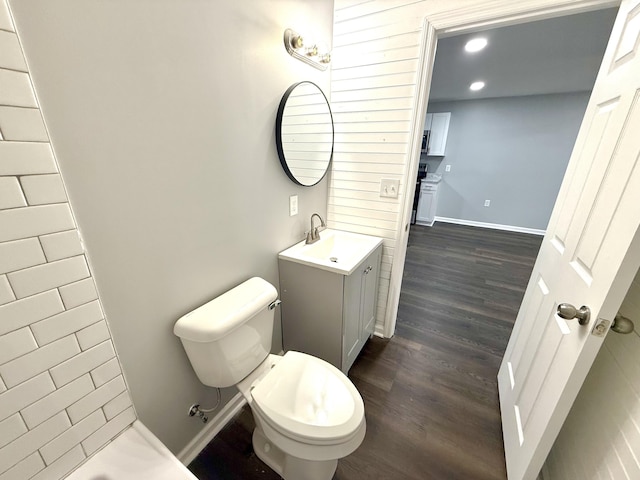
[399,6,618,383]
[390,1,638,478]
[411,9,616,238]
[384,0,624,341]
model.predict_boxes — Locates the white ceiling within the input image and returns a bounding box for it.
[428,8,619,102]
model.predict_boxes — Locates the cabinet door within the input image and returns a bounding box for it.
[361,246,382,341]
[343,246,383,373]
[428,112,450,156]
[427,186,439,223]
[424,113,433,130]
[342,270,362,373]
[416,189,434,224]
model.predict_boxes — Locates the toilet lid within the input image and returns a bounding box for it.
[251,351,364,443]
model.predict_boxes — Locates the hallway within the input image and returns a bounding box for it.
[188,223,542,479]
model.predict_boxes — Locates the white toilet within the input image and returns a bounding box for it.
[173,277,366,480]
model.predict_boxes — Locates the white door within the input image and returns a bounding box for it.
[498,2,640,479]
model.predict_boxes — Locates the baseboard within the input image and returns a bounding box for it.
[176,392,247,466]
[415,219,435,227]
[374,323,386,338]
[434,216,546,236]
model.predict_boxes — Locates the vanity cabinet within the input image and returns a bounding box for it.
[422,112,451,156]
[279,244,382,374]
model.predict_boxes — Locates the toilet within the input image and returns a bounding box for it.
[173,277,366,480]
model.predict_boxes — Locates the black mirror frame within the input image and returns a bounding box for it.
[275,81,334,187]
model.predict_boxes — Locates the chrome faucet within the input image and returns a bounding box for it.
[305,213,326,244]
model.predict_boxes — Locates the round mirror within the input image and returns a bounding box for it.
[276,81,334,186]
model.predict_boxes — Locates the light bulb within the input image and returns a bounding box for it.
[291,35,304,49]
[465,38,488,53]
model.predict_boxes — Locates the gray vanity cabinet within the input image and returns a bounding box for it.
[279,244,382,374]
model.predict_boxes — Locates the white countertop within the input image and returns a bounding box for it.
[422,173,442,183]
[278,229,383,275]
[422,173,443,184]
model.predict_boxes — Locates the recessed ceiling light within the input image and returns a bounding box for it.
[470,81,485,91]
[465,38,488,53]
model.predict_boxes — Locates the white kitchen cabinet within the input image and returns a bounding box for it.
[423,112,451,156]
[416,181,440,226]
[279,244,382,373]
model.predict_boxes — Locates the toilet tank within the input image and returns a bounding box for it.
[173,277,278,388]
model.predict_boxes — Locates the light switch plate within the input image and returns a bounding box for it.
[445,165,451,172]
[380,179,399,198]
[289,195,298,216]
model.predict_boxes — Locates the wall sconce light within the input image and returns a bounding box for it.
[284,28,331,71]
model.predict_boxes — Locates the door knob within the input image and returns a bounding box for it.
[557,303,591,325]
[611,314,634,334]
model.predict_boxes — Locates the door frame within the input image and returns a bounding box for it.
[383,0,622,338]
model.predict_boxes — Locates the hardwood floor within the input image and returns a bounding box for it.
[188,223,542,480]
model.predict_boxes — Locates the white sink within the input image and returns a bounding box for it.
[278,229,383,275]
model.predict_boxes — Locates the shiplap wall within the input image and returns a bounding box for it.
[542,269,640,479]
[330,0,430,333]
[0,2,135,478]
[330,0,498,333]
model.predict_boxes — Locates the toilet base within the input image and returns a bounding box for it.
[252,428,338,480]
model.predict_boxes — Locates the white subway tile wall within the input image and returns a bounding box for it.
[90,358,121,388]
[0,413,26,449]
[0,106,48,141]
[50,340,116,388]
[0,453,44,480]
[0,237,46,274]
[0,176,26,209]
[82,407,136,456]
[20,174,67,206]
[59,278,98,310]
[0,276,15,305]
[0,69,37,107]
[0,142,58,175]
[0,29,24,71]
[0,2,12,31]
[0,2,135,478]
[39,230,83,262]
[103,391,132,421]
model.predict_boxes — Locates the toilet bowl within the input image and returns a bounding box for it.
[174,277,366,480]
[240,351,366,479]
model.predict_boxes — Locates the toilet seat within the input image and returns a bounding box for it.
[251,351,365,446]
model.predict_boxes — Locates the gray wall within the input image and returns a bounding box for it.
[9,0,333,454]
[423,92,590,231]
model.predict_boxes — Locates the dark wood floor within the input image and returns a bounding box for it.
[188,223,542,480]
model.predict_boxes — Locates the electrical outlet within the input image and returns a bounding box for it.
[484,199,491,207]
[380,179,400,198]
[445,165,451,172]
[289,195,298,216]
